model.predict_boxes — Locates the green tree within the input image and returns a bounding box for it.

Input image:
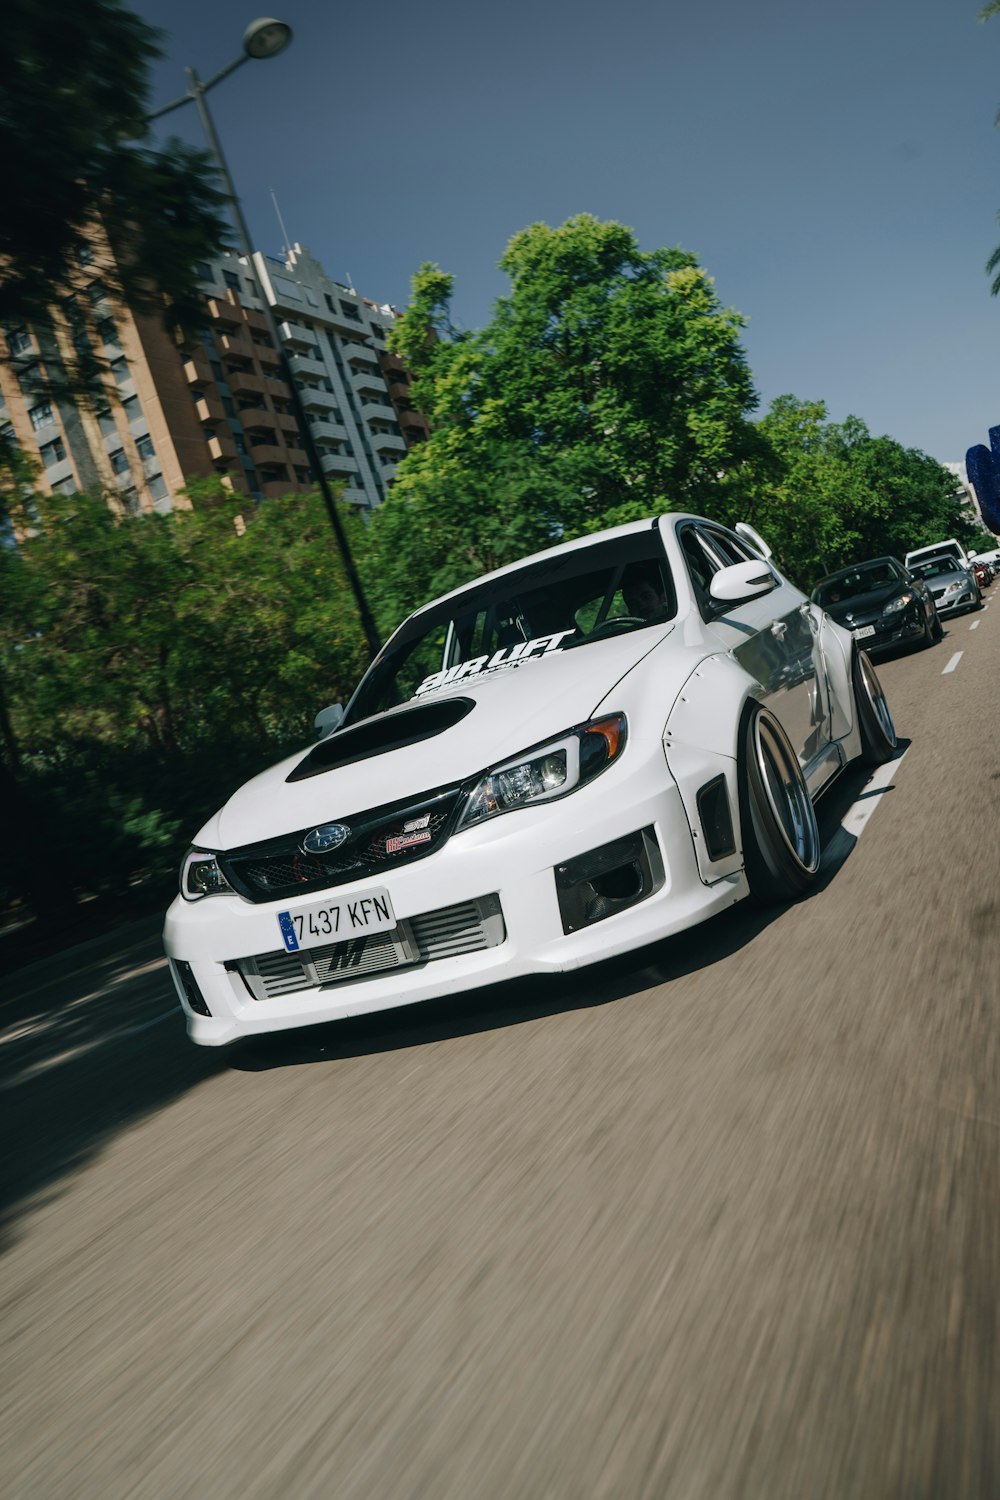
[0,0,228,356]
[0,478,368,917]
[373,216,762,623]
[731,395,977,585]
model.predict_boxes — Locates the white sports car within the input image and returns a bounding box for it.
[164,513,896,1045]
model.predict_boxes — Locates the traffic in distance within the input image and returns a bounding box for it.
[163,512,928,1046]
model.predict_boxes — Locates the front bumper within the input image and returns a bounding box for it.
[933,588,978,617]
[163,738,747,1045]
[851,611,926,655]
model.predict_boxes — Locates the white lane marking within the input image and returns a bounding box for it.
[970,620,981,630]
[942,652,963,674]
[822,748,909,872]
[839,748,909,843]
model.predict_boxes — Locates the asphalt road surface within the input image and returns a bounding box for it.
[4,597,999,1500]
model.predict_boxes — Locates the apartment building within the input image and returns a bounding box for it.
[0,239,208,515]
[1,239,427,516]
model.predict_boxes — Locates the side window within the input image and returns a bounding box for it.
[704,527,759,567]
[679,525,722,605]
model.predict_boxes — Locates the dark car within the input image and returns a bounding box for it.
[811,556,941,654]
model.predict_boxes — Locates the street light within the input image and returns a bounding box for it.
[148,18,382,659]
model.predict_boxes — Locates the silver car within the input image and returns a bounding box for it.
[908,554,982,617]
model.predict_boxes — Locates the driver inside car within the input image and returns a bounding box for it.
[622,562,671,623]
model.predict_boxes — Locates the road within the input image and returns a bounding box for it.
[3,597,999,1500]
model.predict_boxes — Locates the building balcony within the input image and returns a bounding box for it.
[298,385,338,413]
[261,478,295,499]
[344,342,379,369]
[380,463,398,483]
[245,441,287,466]
[309,419,348,444]
[182,351,213,386]
[217,330,250,357]
[264,375,291,401]
[361,402,397,425]
[324,308,367,339]
[226,370,267,398]
[208,433,238,462]
[195,393,225,425]
[275,412,301,437]
[279,320,314,350]
[371,430,406,455]
[242,305,270,333]
[319,451,358,477]
[206,296,242,328]
[287,352,327,381]
[350,366,387,397]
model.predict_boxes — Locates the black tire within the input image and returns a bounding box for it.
[923,609,941,651]
[738,704,821,904]
[853,648,896,765]
[931,611,944,642]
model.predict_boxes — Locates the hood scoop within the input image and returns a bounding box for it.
[287,697,475,782]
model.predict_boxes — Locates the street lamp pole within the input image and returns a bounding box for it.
[148,19,382,659]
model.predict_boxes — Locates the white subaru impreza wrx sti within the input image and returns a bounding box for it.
[164,513,896,1045]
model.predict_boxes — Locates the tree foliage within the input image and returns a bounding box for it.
[726,395,979,585]
[372,216,762,623]
[0,480,368,914]
[0,0,228,346]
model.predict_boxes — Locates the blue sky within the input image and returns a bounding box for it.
[135,0,1000,463]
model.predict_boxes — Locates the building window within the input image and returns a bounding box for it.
[222,396,236,418]
[6,327,31,356]
[223,270,241,291]
[148,473,168,500]
[16,361,43,393]
[120,486,140,515]
[136,434,156,461]
[1,422,18,448]
[110,356,129,384]
[53,476,77,496]
[39,436,67,467]
[109,448,129,474]
[234,433,248,456]
[76,244,94,266]
[97,408,117,438]
[195,261,213,280]
[339,301,362,321]
[96,316,120,347]
[28,402,54,432]
[122,394,142,424]
[87,279,109,307]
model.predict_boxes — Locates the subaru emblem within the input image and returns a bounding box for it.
[302,823,350,854]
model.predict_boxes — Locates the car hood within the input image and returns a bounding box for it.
[197,625,677,849]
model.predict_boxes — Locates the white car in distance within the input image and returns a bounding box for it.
[164,514,897,1046]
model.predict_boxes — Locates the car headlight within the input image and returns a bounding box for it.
[458,714,627,830]
[943,582,961,595]
[882,591,914,615]
[180,848,234,901]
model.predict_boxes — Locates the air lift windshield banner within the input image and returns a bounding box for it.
[415,630,576,697]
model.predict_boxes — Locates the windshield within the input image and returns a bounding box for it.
[812,560,903,607]
[344,531,676,725]
[910,557,962,580]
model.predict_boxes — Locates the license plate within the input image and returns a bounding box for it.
[852,625,876,640]
[277,887,396,953]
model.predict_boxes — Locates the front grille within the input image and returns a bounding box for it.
[230,894,506,1001]
[931,587,946,600]
[218,783,466,903]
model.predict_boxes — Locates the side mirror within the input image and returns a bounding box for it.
[314,703,344,739]
[709,559,777,605]
[734,521,773,561]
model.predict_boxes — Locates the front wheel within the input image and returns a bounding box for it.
[738,705,821,904]
[931,611,944,642]
[853,648,896,765]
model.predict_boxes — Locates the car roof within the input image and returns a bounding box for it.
[813,557,900,586]
[409,512,702,617]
